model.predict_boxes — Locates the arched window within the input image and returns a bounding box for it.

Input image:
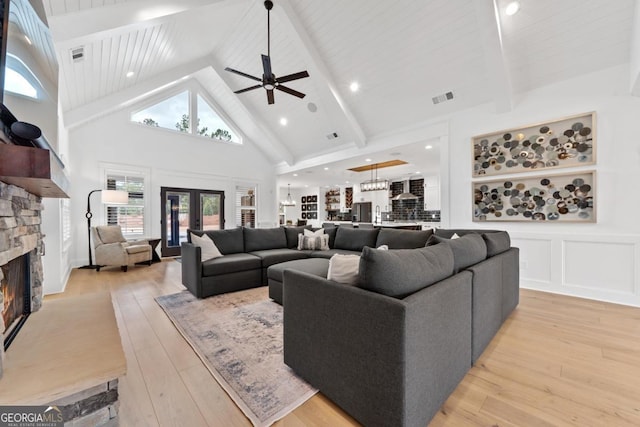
[4,53,41,99]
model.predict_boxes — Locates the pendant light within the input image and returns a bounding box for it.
[281,184,296,207]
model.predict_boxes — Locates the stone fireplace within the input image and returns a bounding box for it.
[0,181,44,378]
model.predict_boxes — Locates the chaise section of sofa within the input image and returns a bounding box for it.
[283,244,474,427]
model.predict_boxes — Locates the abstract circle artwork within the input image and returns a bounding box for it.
[472,113,595,177]
[472,171,596,222]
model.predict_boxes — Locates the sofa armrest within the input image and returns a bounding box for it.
[181,242,203,298]
[282,269,472,427]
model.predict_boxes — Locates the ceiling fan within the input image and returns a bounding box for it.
[225,0,309,105]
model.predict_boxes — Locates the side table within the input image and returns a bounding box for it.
[147,238,161,263]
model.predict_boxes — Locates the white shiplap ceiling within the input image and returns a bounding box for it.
[39,0,638,182]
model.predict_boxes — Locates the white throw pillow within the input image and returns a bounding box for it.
[190,233,223,261]
[303,228,324,237]
[377,245,389,250]
[297,234,330,250]
[451,233,460,239]
[327,254,361,285]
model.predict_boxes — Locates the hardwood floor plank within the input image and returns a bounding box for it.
[56,261,640,427]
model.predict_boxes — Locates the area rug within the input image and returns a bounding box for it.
[155,287,317,427]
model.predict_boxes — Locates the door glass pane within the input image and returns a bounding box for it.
[201,193,222,230]
[165,191,190,248]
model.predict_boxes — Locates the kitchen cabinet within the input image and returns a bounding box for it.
[424,175,440,211]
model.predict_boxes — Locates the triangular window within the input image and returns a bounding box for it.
[197,95,239,143]
[131,88,241,144]
[131,90,189,132]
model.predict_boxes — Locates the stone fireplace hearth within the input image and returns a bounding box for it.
[0,181,44,378]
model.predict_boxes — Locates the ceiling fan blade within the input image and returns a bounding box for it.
[225,67,262,82]
[276,85,306,99]
[234,84,263,94]
[276,70,310,84]
[267,89,275,104]
[261,55,274,80]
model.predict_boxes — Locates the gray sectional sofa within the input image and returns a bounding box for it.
[181,225,519,427]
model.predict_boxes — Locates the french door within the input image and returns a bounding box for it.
[160,187,225,257]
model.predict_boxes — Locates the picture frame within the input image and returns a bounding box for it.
[472,112,595,177]
[301,204,307,211]
[472,170,596,223]
[301,196,307,203]
[301,212,307,219]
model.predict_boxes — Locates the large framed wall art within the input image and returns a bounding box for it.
[472,112,596,177]
[472,171,596,223]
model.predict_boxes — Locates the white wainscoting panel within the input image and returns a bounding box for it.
[511,237,552,287]
[563,241,635,294]
[510,232,640,307]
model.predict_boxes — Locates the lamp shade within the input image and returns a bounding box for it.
[101,190,129,204]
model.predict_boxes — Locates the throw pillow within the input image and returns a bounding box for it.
[451,233,460,239]
[327,254,361,285]
[297,234,330,250]
[377,245,389,250]
[190,232,223,261]
[303,228,324,237]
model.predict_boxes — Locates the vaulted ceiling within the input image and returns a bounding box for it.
[42,0,637,173]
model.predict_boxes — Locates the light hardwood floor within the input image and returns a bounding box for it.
[51,260,640,426]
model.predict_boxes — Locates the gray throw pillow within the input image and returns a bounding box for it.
[483,231,511,257]
[358,245,454,298]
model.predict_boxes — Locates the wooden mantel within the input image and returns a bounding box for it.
[0,143,69,198]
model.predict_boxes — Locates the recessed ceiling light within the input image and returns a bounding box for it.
[345,181,350,184]
[425,145,433,150]
[415,171,421,174]
[324,167,329,170]
[305,185,309,188]
[349,82,359,92]
[126,71,135,78]
[293,173,298,177]
[280,117,288,126]
[505,1,520,16]
[365,158,372,162]
[24,35,32,45]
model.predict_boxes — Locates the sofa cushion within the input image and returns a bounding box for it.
[201,253,261,276]
[358,245,455,298]
[448,234,487,273]
[375,228,432,249]
[244,227,287,252]
[189,227,245,255]
[297,234,330,251]
[315,226,337,248]
[125,244,149,255]
[267,258,329,282]
[327,254,360,285]
[249,248,309,268]
[334,227,379,251]
[283,225,312,249]
[308,248,362,259]
[483,231,511,257]
[434,228,501,239]
[190,232,223,261]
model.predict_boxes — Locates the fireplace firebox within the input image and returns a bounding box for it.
[1,253,31,351]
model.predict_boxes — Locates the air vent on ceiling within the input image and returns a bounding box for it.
[432,91,454,105]
[326,132,339,140]
[70,46,85,62]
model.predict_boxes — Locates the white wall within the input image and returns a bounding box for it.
[67,109,278,267]
[447,64,640,306]
[281,187,321,227]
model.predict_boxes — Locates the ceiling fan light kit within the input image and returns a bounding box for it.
[225,1,310,105]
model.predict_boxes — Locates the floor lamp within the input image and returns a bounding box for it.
[80,189,129,269]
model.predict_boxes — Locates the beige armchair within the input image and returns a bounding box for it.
[92,225,152,271]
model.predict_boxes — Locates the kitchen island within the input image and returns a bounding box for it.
[324,221,440,230]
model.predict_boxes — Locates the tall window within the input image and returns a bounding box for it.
[236,185,256,228]
[61,198,71,248]
[131,88,240,143]
[106,174,145,237]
